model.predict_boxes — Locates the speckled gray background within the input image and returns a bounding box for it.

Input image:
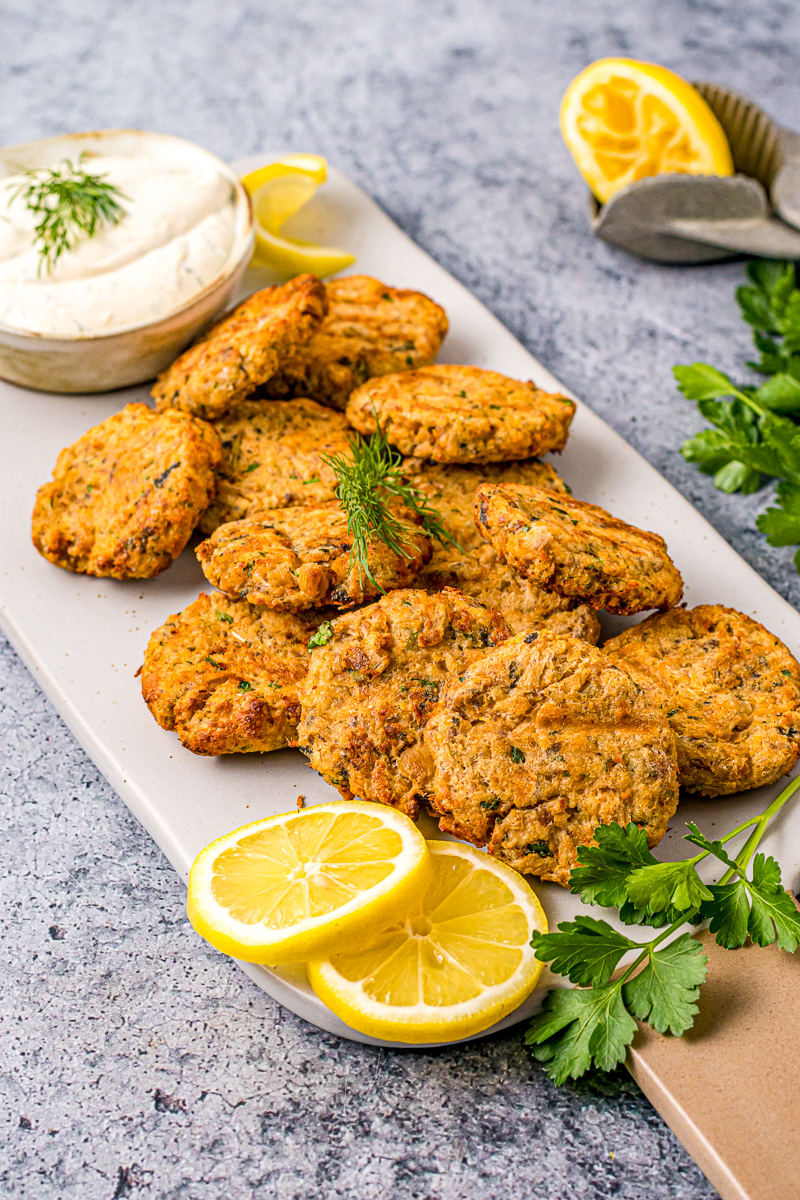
[2,2,799,1197]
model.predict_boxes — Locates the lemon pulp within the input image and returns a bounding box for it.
[560,58,733,203]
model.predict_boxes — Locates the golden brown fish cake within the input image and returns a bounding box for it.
[403,460,601,642]
[475,483,683,615]
[196,502,432,610]
[346,365,575,462]
[152,274,327,420]
[604,605,800,797]
[262,275,449,410]
[297,588,510,817]
[141,592,322,755]
[198,398,354,534]
[31,403,221,580]
[424,630,679,887]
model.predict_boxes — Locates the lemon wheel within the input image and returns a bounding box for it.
[187,801,430,965]
[307,841,547,1044]
[560,58,733,203]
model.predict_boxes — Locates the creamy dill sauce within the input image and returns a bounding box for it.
[0,151,237,335]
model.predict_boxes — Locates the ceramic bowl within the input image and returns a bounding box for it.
[0,130,254,393]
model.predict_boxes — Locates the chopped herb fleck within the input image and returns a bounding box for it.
[308,621,333,650]
[526,841,552,857]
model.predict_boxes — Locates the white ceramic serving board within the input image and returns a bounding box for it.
[1,157,798,1048]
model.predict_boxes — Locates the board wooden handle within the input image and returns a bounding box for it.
[627,928,800,1200]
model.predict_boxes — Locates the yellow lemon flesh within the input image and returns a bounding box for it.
[241,154,355,277]
[560,58,734,204]
[307,841,547,1043]
[187,801,430,965]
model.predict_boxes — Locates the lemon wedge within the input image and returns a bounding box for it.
[241,154,356,277]
[560,58,734,204]
[307,841,547,1043]
[187,801,430,965]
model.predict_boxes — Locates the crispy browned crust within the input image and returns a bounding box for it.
[198,398,354,534]
[141,592,323,754]
[196,503,432,610]
[296,588,510,817]
[151,274,328,420]
[261,275,449,410]
[31,403,221,580]
[474,483,683,615]
[403,460,601,642]
[424,630,679,887]
[604,605,800,796]
[346,365,575,462]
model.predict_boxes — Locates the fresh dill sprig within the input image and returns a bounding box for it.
[10,154,128,275]
[321,420,460,590]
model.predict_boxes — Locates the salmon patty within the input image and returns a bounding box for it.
[197,503,432,610]
[405,460,600,641]
[297,588,510,817]
[152,274,327,420]
[141,592,322,754]
[198,398,354,534]
[604,605,800,796]
[32,403,221,580]
[346,365,575,462]
[474,483,683,615]
[424,630,679,886]
[262,275,448,410]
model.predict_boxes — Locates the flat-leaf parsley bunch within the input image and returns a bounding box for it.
[525,775,800,1083]
[676,260,800,570]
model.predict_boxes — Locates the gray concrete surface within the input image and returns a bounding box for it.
[2,1,799,1196]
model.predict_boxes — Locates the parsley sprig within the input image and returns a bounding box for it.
[676,260,800,569]
[321,421,459,590]
[10,154,127,275]
[526,774,800,1084]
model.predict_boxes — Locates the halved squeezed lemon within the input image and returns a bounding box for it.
[187,802,430,965]
[307,842,547,1043]
[560,58,733,203]
[241,154,355,277]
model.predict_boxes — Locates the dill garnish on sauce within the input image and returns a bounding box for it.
[10,153,128,275]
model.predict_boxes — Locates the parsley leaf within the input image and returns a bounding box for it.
[674,362,736,401]
[622,935,707,1036]
[625,859,712,915]
[747,853,800,951]
[531,917,637,987]
[675,261,800,571]
[525,985,638,1084]
[756,481,800,556]
[569,822,657,909]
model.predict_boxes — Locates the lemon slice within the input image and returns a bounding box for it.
[187,801,430,965]
[307,842,547,1043]
[241,154,356,277]
[560,58,733,204]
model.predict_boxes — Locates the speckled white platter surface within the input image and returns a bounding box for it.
[1,157,798,1048]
